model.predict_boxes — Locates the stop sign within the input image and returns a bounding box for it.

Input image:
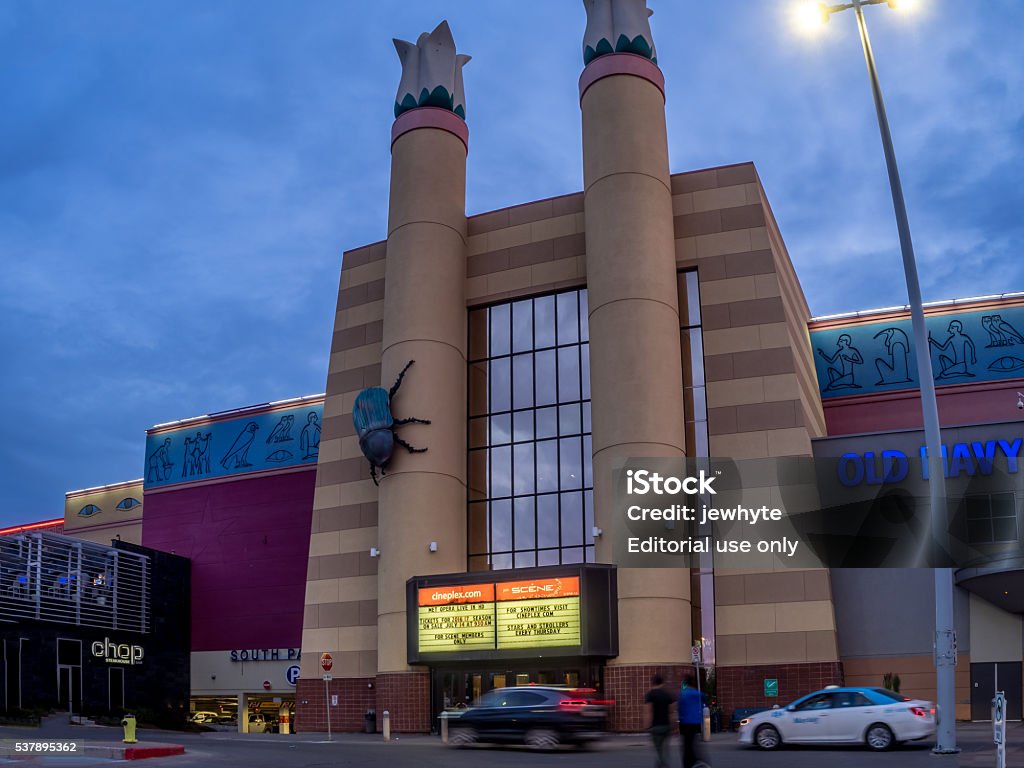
[320,652,333,672]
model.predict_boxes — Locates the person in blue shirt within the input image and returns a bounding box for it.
[678,673,709,768]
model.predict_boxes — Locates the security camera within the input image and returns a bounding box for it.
[1017,392,1024,410]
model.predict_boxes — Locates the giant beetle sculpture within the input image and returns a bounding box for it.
[352,360,430,485]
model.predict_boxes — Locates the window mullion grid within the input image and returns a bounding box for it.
[508,305,515,567]
[532,298,539,565]
[576,291,587,560]
[553,303,563,565]
[487,307,494,566]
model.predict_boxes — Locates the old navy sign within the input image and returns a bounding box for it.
[838,438,1024,487]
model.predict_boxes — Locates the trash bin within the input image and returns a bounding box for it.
[121,713,137,744]
[364,709,376,734]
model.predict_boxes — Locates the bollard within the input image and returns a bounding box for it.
[440,711,449,744]
[702,705,711,742]
[382,709,391,742]
[121,713,137,744]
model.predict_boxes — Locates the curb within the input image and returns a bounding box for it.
[85,743,186,760]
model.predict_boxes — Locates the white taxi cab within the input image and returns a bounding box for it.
[738,686,936,751]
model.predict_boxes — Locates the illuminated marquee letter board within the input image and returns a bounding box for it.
[407,566,617,663]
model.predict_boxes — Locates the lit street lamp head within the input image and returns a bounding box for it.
[793,0,918,34]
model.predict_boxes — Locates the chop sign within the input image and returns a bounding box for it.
[92,637,144,665]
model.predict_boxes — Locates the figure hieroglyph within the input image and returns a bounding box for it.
[582,0,657,66]
[394,20,471,119]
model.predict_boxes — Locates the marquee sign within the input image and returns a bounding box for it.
[416,578,582,654]
[418,583,496,652]
[494,577,581,650]
[407,566,616,663]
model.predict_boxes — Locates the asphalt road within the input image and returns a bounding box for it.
[0,722,1017,767]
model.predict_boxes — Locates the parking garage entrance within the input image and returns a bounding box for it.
[189,693,296,733]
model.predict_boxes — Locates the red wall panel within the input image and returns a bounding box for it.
[142,470,315,651]
[824,378,1024,436]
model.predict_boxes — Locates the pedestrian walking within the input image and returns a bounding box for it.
[644,674,674,768]
[678,673,709,768]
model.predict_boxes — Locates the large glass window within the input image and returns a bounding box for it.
[679,269,714,668]
[468,289,594,570]
[679,270,708,458]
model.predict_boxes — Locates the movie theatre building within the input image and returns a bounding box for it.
[295,7,1024,732]
[295,11,840,733]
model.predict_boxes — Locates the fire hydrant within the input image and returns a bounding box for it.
[121,713,137,744]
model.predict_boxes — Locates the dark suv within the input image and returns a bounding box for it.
[447,686,609,749]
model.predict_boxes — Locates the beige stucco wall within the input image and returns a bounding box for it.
[970,592,1023,663]
[63,480,144,546]
[299,240,384,682]
[191,650,301,697]
[672,163,837,667]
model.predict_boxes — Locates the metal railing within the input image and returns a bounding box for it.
[0,532,149,633]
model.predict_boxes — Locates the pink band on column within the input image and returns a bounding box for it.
[391,107,469,151]
[578,53,665,102]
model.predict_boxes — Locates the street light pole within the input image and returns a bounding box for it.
[813,0,958,753]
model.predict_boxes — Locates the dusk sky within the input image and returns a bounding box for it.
[2,1,1021,525]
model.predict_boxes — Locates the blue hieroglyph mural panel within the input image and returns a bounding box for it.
[811,305,1024,399]
[143,403,323,489]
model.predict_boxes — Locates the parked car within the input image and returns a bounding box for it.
[738,687,936,751]
[447,686,609,749]
[188,711,220,724]
[247,714,268,733]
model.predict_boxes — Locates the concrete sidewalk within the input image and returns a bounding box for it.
[1,716,186,761]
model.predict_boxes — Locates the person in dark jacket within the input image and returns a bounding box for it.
[644,674,674,767]
[678,673,709,768]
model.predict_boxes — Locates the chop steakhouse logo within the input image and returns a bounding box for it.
[92,637,144,665]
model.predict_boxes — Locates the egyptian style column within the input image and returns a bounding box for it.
[579,1,691,718]
[376,21,470,731]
